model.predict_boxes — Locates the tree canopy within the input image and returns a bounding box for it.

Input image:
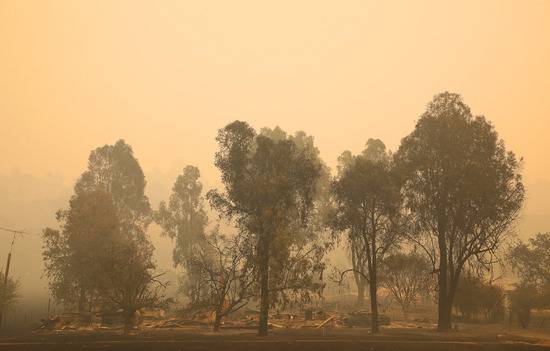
[43,140,163,332]
[331,138,403,333]
[395,92,524,330]
[208,121,324,335]
[155,165,208,268]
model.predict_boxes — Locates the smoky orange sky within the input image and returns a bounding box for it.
[1,1,550,304]
[2,0,549,182]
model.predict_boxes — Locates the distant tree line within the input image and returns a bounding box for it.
[40,92,536,335]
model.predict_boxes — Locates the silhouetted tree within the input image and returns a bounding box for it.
[395,92,524,330]
[0,275,19,326]
[509,232,550,327]
[155,165,209,304]
[335,151,368,306]
[382,251,433,319]
[259,127,331,311]
[509,283,539,328]
[208,121,323,336]
[453,276,505,322]
[331,139,403,333]
[43,190,120,314]
[95,230,165,334]
[509,232,550,290]
[74,139,152,243]
[186,228,256,331]
[43,140,163,331]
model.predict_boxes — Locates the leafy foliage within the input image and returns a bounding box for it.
[509,232,550,289]
[509,284,539,329]
[394,92,524,330]
[74,139,151,242]
[155,165,208,268]
[43,140,163,332]
[0,275,19,313]
[508,232,550,328]
[42,190,120,311]
[382,251,434,318]
[331,139,403,333]
[453,276,505,322]
[207,121,324,335]
[155,165,210,305]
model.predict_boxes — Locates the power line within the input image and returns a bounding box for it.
[0,226,39,237]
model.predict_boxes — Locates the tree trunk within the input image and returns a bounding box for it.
[213,307,223,332]
[438,262,461,331]
[369,268,380,334]
[258,235,270,336]
[438,283,452,330]
[401,305,409,320]
[437,258,452,330]
[78,286,90,325]
[351,246,366,307]
[123,309,135,335]
[357,281,366,307]
[367,220,380,335]
[78,287,86,315]
[437,218,452,331]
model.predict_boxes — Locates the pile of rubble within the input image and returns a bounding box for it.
[37,313,93,331]
[37,309,391,332]
[141,317,209,329]
[210,310,390,330]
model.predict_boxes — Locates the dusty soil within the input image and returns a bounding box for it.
[1,327,549,351]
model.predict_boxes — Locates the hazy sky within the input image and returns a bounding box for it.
[2,0,549,182]
[1,1,549,308]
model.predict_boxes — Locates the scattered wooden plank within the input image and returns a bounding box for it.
[315,316,334,329]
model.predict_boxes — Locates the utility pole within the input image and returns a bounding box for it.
[0,227,35,329]
[0,231,15,329]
